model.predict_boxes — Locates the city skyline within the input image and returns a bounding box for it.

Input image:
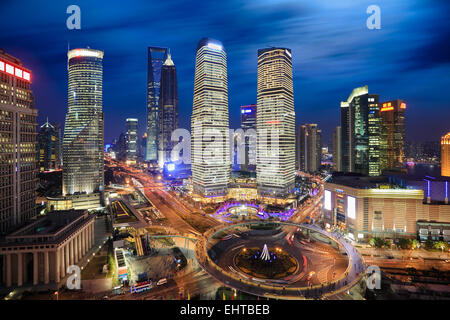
[1,0,449,146]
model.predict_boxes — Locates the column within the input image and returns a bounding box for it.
[74,235,79,263]
[60,246,66,278]
[17,252,23,287]
[69,239,74,265]
[6,253,11,287]
[90,223,94,248]
[55,249,60,284]
[82,229,86,255]
[77,233,82,259]
[33,252,39,285]
[65,243,70,272]
[44,251,49,284]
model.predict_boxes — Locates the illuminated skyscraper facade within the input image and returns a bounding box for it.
[63,48,104,196]
[297,124,322,173]
[0,50,37,234]
[37,119,62,171]
[333,126,342,171]
[379,99,406,171]
[146,47,168,162]
[256,47,295,197]
[191,38,230,199]
[240,104,257,172]
[158,52,178,168]
[340,85,380,176]
[442,133,450,177]
[126,118,138,163]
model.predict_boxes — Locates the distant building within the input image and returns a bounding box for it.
[113,132,127,161]
[191,38,230,201]
[380,100,406,171]
[146,47,168,162]
[37,119,62,171]
[240,104,257,172]
[256,47,295,198]
[0,210,95,290]
[158,52,178,168]
[332,126,342,171]
[297,124,322,173]
[126,118,138,164]
[442,132,450,177]
[0,49,37,234]
[340,85,380,176]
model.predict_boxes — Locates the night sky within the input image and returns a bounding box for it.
[1,0,449,146]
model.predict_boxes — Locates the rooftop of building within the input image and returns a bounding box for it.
[385,169,450,182]
[327,172,402,189]
[0,210,92,246]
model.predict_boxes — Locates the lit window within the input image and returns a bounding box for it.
[15,68,23,78]
[5,64,14,75]
[0,61,4,71]
[23,72,30,81]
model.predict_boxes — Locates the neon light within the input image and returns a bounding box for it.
[0,61,4,71]
[5,64,14,75]
[445,181,448,199]
[380,106,394,112]
[15,68,22,78]
[400,103,406,109]
[266,120,280,124]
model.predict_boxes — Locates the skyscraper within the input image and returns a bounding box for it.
[63,48,104,196]
[158,52,178,168]
[442,132,450,177]
[37,119,62,171]
[256,47,295,197]
[126,118,138,164]
[0,49,37,234]
[333,126,342,171]
[297,124,322,173]
[380,100,406,171]
[340,85,380,176]
[146,47,168,162]
[240,104,257,172]
[191,38,230,199]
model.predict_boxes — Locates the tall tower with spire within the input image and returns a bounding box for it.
[158,50,178,168]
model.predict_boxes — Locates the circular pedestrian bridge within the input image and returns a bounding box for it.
[195,221,365,300]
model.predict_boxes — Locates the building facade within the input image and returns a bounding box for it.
[380,100,406,172]
[191,38,230,200]
[333,126,342,171]
[442,132,450,177]
[146,47,168,162]
[297,124,322,173]
[0,50,37,234]
[0,210,95,289]
[323,175,450,240]
[340,85,380,176]
[126,118,138,164]
[63,48,104,197]
[256,47,296,198]
[240,104,257,172]
[158,52,178,168]
[37,119,62,171]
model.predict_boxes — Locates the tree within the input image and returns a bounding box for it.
[398,238,412,250]
[412,239,420,250]
[434,241,448,252]
[424,239,434,250]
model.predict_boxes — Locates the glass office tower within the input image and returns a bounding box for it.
[63,48,104,196]
[240,104,257,172]
[256,47,296,198]
[191,38,230,199]
[380,99,406,171]
[146,47,168,162]
[126,118,138,164]
[158,52,178,168]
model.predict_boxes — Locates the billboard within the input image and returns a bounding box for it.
[324,190,332,210]
[347,196,356,219]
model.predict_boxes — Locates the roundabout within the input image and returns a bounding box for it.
[195,221,366,300]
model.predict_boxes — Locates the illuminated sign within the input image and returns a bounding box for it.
[400,103,406,109]
[347,196,356,219]
[241,109,252,114]
[68,49,103,60]
[324,190,332,210]
[167,163,175,172]
[380,106,394,112]
[0,59,31,82]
